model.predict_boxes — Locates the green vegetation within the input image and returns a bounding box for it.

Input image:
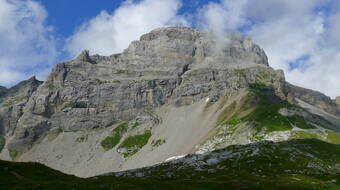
[45,83,55,90]
[95,79,104,85]
[0,135,5,152]
[1,96,27,107]
[119,130,152,149]
[254,80,266,87]
[256,72,277,80]
[292,131,321,140]
[291,131,340,145]
[122,149,139,158]
[100,122,128,151]
[327,132,340,144]
[253,72,278,88]
[76,134,88,143]
[101,136,119,151]
[131,121,141,129]
[1,139,339,190]
[246,104,314,132]
[151,139,166,148]
[225,114,242,126]
[216,102,237,126]
[9,150,22,160]
[119,130,152,158]
[128,139,340,189]
[219,87,315,134]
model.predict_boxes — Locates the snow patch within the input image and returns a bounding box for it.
[165,155,187,162]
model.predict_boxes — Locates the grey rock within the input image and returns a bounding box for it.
[0,76,42,136]
[3,27,338,157]
[0,86,7,98]
[336,96,340,108]
[73,50,96,64]
[285,83,340,117]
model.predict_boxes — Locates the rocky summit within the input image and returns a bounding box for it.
[0,27,339,181]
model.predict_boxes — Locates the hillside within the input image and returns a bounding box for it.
[0,139,339,190]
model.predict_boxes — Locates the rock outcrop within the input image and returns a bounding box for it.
[336,96,340,108]
[285,83,340,117]
[0,76,42,136]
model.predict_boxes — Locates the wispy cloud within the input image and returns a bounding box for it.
[0,0,57,86]
[198,0,340,98]
[65,0,187,57]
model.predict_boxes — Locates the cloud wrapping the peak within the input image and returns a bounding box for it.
[0,0,57,87]
[199,0,340,98]
[65,0,187,57]
[198,0,248,34]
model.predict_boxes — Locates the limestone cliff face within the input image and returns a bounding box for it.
[6,27,273,152]
[0,27,339,177]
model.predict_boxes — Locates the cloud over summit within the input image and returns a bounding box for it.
[198,0,340,98]
[65,0,187,57]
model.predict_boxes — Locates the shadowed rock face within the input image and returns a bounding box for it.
[0,27,339,177]
[0,76,42,136]
[0,86,7,97]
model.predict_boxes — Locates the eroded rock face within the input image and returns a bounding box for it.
[1,27,339,171]
[6,27,274,153]
[336,96,340,107]
[0,77,42,136]
[285,84,340,117]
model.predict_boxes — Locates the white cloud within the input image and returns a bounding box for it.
[247,1,324,70]
[326,12,340,48]
[288,49,340,98]
[198,0,247,34]
[0,0,57,87]
[65,0,187,57]
[197,0,248,48]
[198,0,340,98]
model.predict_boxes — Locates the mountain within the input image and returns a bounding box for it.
[0,77,42,153]
[0,86,7,97]
[1,139,339,190]
[0,27,339,179]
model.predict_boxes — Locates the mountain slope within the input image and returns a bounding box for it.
[0,139,339,190]
[0,77,42,153]
[0,27,339,177]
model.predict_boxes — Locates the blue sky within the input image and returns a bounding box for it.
[36,0,122,38]
[37,0,218,38]
[0,0,340,98]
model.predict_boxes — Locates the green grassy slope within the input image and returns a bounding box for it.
[1,139,339,190]
[210,85,340,148]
